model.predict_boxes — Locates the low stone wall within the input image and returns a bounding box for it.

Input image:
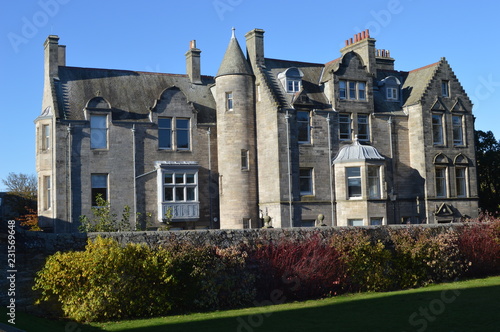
[2,223,464,312]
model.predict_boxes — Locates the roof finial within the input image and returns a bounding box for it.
[231,27,236,39]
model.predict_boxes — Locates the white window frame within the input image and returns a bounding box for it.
[42,124,50,150]
[386,87,398,101]
[226,92,233,111]
[435,167,448,198]
[346,167,362,199]
[162,171,198,203]
[287,79,301,93]
[368,166,381,199]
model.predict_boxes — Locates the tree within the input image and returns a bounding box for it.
[1,172,37,221]
[475,130,500,213]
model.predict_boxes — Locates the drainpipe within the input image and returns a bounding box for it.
[67,124,72,225]
[207,127,213,229]
[326,113,335,226]
[132,124,137,229]
[285,110,293,227]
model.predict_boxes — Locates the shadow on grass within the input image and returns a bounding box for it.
[114,284,500,332]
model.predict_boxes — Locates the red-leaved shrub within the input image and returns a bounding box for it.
[249,235,346,302]
[458,220,500,277]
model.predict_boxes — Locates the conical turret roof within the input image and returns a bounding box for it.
[216,29,253,78]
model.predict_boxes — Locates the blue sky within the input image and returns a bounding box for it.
[1,0,499,191]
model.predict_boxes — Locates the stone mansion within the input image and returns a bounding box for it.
[36,29,478,232]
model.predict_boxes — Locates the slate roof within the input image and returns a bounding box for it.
[402,61,440,107]
[216,34,253,78]
[54,66,216,123]
[263,58,331,110]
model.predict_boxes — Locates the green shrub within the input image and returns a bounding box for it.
[33,237,255,322]
[330,229,393,292]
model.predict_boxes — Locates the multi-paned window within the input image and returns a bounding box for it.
[339,80,366,101]
[386,87,398,101]
[297,111,311,144]
[287,79,301,93]
[432,114,444,145]
[456,167,467,197]
[346,167,362,198]
[90,115,108,149]
[91,174,108,206]
[357,114,370,141]
[158,117,190,150]
[435,167,447,198]
[452,115,464,146]
[42,124,50,150]
[339,113,351,140]
[163,171,198,203]
[299,168,313,196]
[368,166,381,199]
[226,92,233,111]
[370,217,383,226]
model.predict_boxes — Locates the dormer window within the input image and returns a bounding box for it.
[278,67,304,94]
[379,76,400,102]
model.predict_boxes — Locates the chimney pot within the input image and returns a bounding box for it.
[350,38,353,44]
[190,40,196,49]
[354,34,358,42]
[365,29,370,38]
[345,40,349,46]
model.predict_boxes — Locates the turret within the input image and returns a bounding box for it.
[215,29,258,229]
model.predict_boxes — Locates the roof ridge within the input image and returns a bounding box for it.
[265,57,325,67]
[409,61,440,73]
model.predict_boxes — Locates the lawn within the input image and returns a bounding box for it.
[2,276,500,332]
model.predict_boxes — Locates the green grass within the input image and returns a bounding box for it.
[2,276,500,332]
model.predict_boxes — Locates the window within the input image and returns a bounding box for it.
[442,80,450,97]
[241,149,249,170]
[297,111,311,143]
[452,115,464,146]
[226,92,233,111]
[301,220,316,227]
[349,81,356,99]
[158,118,172,149]
[358,82,366,100]
[370,217,383,226]
[44,176,51,210]
[435,168,447,198]
[357,114,370,141]
[386,87,398,100]
[42,124,50,150]
[176,118,190,150]
[256,84,261,102]
[287,79,301,93]
[158,118,190,150]
[456,167,467,197]
[348,219,364,226]
[432,114,444,145]
[90,115,108,149]
[368,166,381,199]
[346,167,362,198]
[91,174,108,206]
[340,80,367,101]
[299,168,313,195]
[163,171,198,202]
[339,80,347,99]
[339,113,351,140]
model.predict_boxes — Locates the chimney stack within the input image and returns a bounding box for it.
[44,35,65,78]
[185,40,202,84]
[245,28,265,67]
[341,29,376,74]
